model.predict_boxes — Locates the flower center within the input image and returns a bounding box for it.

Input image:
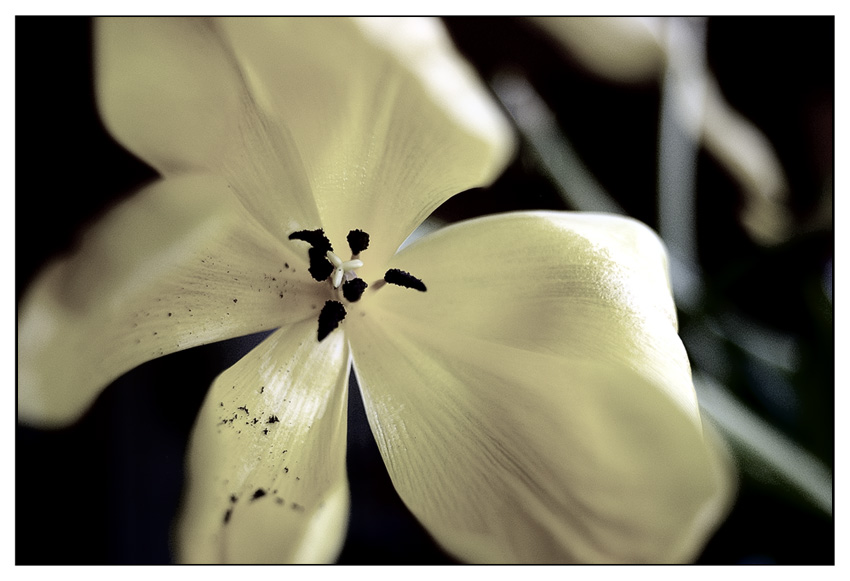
[325,250,363,289]
[288,228,427,341]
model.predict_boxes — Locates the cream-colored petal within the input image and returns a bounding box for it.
[95,17,320,242]
[18,173,324,427]
[530,16,791,246]
[347,211,732,562]
[217,17,515,273]
[376,211,695,417]
[700,77,791,245]
[177,319,350,563]
[530,17,666,82]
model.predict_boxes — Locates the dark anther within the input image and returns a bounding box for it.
[384,268,427,292]
[342,278,368,302]
[317,300,346,341]
[251,488,267,501]
[347,229,370,255]
[307,247,334,281]
[291,229,335,282]
[288,229,332,252]
[223,508,232,524]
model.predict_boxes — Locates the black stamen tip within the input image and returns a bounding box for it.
[347,229,370,255]
[307,247,334,281]
[289,229,333,253]
[384,268,427,292]
[342,278,368,302]
[317,300,346,341]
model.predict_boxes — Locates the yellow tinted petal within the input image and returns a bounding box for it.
[95,17,320,241]
[379,211,695,417]
[177,320,350,563]
[347,211,732,562]
[530,17,665,82]
[18,174,319,426]
[217,17,515,271]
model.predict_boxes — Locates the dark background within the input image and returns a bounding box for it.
[16,17,833,564]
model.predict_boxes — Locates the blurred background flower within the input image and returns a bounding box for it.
[16,16,833,564]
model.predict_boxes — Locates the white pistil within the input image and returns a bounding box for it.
[326,250,363,289]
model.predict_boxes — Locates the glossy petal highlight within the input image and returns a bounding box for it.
[178,320,351,563]
[18,174,320,426]
[380,211,696,417]
[348,211,732,562]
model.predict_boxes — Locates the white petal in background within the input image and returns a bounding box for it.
[528,16,792,246]
[529,17,665,82]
